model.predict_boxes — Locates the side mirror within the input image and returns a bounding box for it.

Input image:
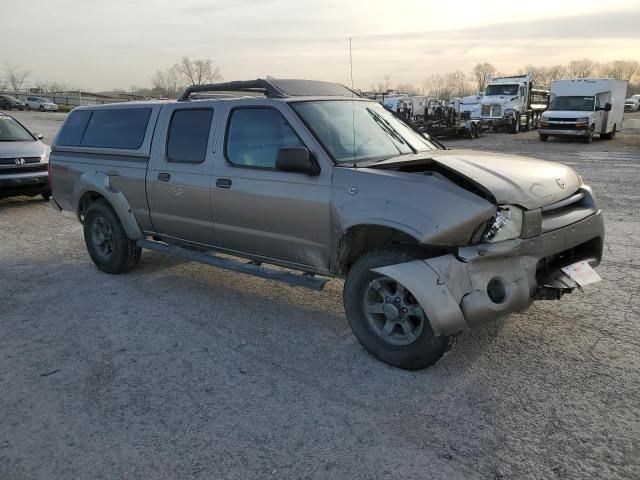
[604,102,612,112]
[35,133,44,140]
[275,147,320,175]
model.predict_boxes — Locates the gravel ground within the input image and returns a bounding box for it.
[1,110,639,480]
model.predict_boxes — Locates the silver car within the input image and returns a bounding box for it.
[49,79,604,370]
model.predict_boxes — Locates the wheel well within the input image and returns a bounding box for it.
[338,225,438,274]
[77,191,106,223]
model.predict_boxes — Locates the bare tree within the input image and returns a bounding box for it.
[152,66,183,97]
[471,62,496,92]
[600,60,640,82]
[383,75,392,91]
[175,57,222,85]
[567,59,596,78]
[395,83,419,95]
[446,71,470,97]
[423,73,449,99]
[5,64,30,93]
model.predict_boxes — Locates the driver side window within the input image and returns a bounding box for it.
[226,108,305,169]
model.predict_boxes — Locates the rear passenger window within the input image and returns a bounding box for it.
[57,110,92,146]
[166,109,214,163]
[226,108,305,168]
[80,108,151,149]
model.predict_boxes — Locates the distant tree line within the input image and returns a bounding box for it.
[151,57,223,97]
[371,59,640,99]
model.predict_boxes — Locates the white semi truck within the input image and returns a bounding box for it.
[479,74,549,133]
[539,79,627,143]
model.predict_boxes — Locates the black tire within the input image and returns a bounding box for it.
[539,134,549,142]
[468,124,476,139]
[83,199,141,274]
[39,105,44,112]
[25,104,31,111]
[602,124,616,140]
[583,127,594,144]
[343,249,452,370]
[523,113,531,132]
[510,115,519,134]
[474,123,481,138]
[41,191,51,201]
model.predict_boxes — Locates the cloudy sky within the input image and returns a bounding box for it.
[3,0,639,91]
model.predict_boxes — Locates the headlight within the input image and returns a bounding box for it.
[576,117,589,123]
[503,108,513,116]
[482,205,523,243]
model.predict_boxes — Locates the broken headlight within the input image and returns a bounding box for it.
[482,205,523,243]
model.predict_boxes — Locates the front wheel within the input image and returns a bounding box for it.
[25,104,31,111]
[584,127,594,144]
[343,250,452,370]
[510,115,520,134]
[83,199,141,274]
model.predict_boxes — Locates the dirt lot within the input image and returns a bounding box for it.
[1,110,639,479]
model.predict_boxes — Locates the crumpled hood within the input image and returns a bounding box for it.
[372,149,582,210]
[0,140,49,159]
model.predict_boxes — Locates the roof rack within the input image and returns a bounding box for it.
[178,78,360,101]
[178,80,286,101]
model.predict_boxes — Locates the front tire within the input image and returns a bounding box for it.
[39,105,45,112]
[25,104,31,111]
[584,127,594,144]
[510,115,520,134]
[83,199,141,274]
[344,249,452,370]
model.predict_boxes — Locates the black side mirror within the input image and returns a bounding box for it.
[604,102,612,112]
[275,147,320,175]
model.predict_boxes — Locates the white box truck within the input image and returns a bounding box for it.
[539,78,627,143]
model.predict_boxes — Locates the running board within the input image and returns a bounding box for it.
[136,239,328,290]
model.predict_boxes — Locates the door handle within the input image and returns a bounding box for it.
[216,178,232,189]
[158,172,170,182]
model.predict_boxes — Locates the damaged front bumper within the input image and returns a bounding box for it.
[373,210,604,337]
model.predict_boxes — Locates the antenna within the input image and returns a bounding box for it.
[350,36,357,168]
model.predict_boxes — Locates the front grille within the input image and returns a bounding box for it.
[547,118,577,122]
[481,104,501,117]
[544,123,585,130]
[541,188,596,233]
[0,156,41,165]
[0,163,47,174]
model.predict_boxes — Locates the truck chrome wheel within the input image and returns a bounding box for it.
[90,217,114,260]
[363,277,425,346]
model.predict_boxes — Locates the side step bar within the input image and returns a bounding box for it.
[136,239,328,291]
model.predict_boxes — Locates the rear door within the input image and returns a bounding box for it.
[210,101,332,271]
[147,103,217,245]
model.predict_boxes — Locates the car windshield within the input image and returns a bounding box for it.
[0,116,34,142]
[2,95,19,102]
[290,100,434,164]
[485,84,519,96]
[548,96,595,111]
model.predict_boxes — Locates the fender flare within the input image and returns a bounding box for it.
[74,171,144,240]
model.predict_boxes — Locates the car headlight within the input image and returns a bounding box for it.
[503,108,514,116]
[482,205,523,243]
[576,117,589,123]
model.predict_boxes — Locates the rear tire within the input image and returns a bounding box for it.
[25,104,31,111]
[41,191,51,201]
[83,199,141,274]
[39,105,44,112]
[343,249,452,370]
[539,134,549,142]
[602,124,616,140]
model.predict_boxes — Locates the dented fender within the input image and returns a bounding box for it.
[74,171,144,240]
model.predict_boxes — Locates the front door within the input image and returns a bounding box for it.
[210,102,332,271]
[147,104,217,245]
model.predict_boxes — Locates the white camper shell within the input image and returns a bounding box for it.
[539,78,627,143]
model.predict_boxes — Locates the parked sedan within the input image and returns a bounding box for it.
[0,94,26,111]
[25,96,59,112]
[0,112,50,200]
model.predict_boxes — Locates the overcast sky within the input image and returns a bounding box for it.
[3,0,639,91]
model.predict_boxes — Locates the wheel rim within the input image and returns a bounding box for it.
[91,217,114,260]
[362,276,425,346]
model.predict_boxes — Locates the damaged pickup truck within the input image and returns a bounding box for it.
[49,79,604,370]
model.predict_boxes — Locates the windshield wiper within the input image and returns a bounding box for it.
[367,109,417,154]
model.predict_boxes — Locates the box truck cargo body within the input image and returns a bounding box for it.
[539,79,627,143]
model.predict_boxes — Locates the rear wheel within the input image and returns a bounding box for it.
[343,249,452,370]
[602,124,616,140]
[41,191,50,201]
[83,199,141,274]
[539,134,549,142]
[25,104,31,111]
[39,105,45,112]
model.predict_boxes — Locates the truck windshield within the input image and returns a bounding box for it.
[548,96,594,111]
[0,116,34,142]
[485,85,519,96]
[290,100,434,164]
